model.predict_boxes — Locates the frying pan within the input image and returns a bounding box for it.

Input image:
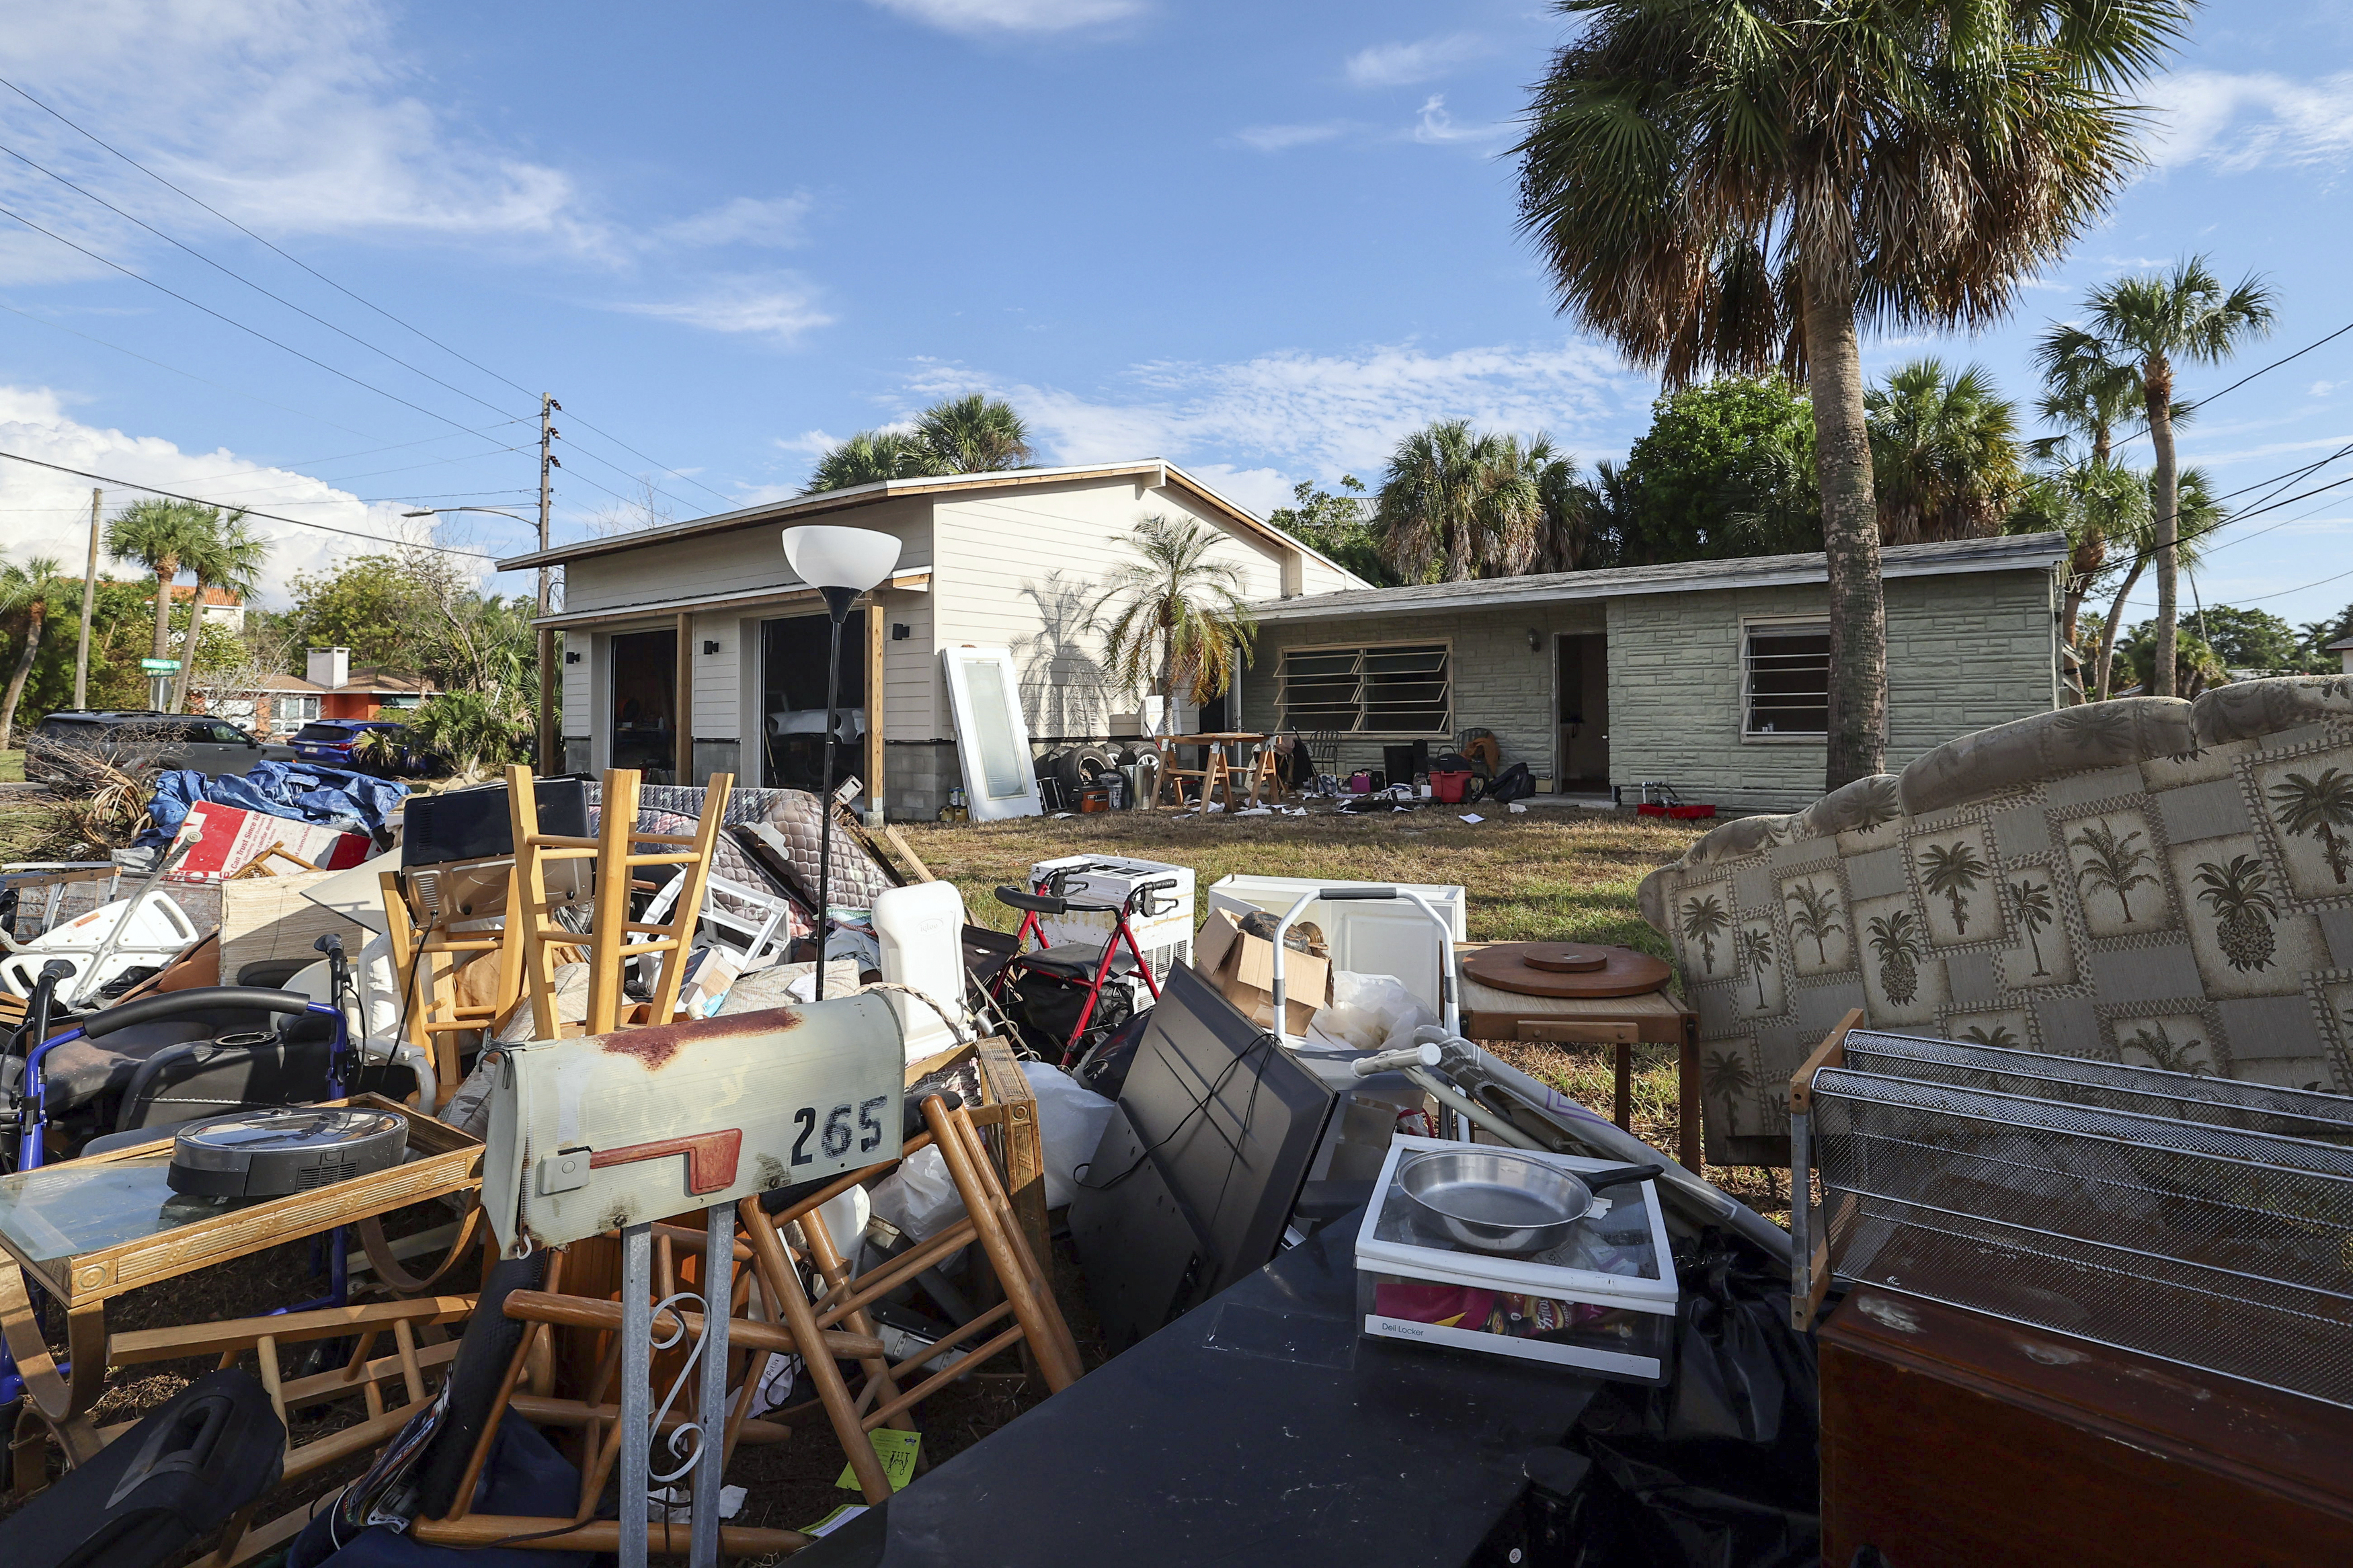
[1396,1147,1663,1257]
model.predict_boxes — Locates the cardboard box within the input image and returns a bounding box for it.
[167,800,372,882]
[1189,908,1330,1037]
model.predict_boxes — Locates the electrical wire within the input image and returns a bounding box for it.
[0,73,735,509]
[0,446,500,558]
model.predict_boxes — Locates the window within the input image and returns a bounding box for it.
[1278,643,1451,735]
[1743,622,1831,737]
[276,694,321,723]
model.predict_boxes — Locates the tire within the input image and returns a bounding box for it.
[1055,745,1117,794]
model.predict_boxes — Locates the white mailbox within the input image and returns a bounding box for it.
[483,993,906,1253]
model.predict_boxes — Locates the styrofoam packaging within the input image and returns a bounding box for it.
[1027,854,1194,976]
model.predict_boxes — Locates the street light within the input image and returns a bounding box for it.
[781,525,900,1001]
[406,505,557,774]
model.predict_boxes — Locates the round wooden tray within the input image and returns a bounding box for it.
[1460,942,1673,999]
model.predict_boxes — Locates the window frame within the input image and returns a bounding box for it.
[1276,639,1454,738]
[1740,616,1832,743]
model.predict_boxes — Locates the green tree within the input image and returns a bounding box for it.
[284,555,436,672]
[2185,605,2303,671]
[914,393,1032,474]
[1373,420,1545,581]
[1616,378,1819,565]
[2077,257,2276,695]
[1514,0,2182,790]
[169,511,268,713]
[405,689,527,778]
[1091,513,1258,723]
[2120,621,2228,696]
[1265,477,1400,586]
[2090,467,2217,701]
[1866,360,2023,545]
[0,556,71,749]
[104,497,215,667]
[808,429,929,492]
[2027,323,2148,694]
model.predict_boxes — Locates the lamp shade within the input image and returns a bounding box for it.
[782,525,900,592]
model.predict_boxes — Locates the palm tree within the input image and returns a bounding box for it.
[1527,439,1599,573]
[1919,839,1990,935]
[1703,1048,1754,1137]
[104,497,218,669]
[1374,420,1544,581]
[1091,513,1257,728]
[2077,257,2276,694]
[1865,360,2024,544]
[169,511,266,712]
[1738,923,1775,1009]
[2269,768,2353,885]
[1784,880,1845,969]
[2091,468,2216,700]
[2068,818,2158,924]
[2028,324,2147,696]
[2007,876,2055,977]
[1514,1,2180,790]
[807,429,928,492]
[914,394,1032,474]
[0,555,70,749]
[1678,893,1732,973]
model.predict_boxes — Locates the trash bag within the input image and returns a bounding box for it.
[1487,761,1537,804]
[869,1145,965,1241]
[1019,1061,1116,1210]
[1554,1228,1820,1568]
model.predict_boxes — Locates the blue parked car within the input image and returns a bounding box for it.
[289,718,409,768]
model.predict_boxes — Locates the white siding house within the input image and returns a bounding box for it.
[497,461,1365,817]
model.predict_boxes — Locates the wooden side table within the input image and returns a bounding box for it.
[1453,944,1702,1172]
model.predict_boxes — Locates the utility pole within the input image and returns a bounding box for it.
[74,488,99,710]
[538,394,561,774]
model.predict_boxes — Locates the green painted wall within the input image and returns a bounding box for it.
[1242,566,2059,810]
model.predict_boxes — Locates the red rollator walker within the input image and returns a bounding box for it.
[988,864,1175,1065]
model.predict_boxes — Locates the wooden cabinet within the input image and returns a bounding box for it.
[1821,1288,2353,1567]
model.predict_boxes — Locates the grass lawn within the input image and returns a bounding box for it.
[0,748,22,782]
[894,807,1783,1216]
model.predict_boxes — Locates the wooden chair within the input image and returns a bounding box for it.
[380,865,530,1109]
[506,765,733,1040]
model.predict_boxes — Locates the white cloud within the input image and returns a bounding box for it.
[1410,95,1511,147]
[1232,122,1350,153]
[658,196,813,250]
[2147,69,2353,173]
[0,0,608,265]
[2312,380,2340,398]
[863,0,1145,35]
[0,382,483,605]
[610,276,834,345]
[904,339,1646,491]
[1345,34,1487,89]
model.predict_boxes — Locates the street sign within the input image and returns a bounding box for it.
[140,658,182,672]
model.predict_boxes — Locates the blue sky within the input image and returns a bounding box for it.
[1,0,2350,634]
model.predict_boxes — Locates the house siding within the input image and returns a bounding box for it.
[1244,565,2059,811]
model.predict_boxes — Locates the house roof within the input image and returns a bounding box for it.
[1246,532,2071,622]
[166,584,245,607]
[333,668,436,695]
[2329,634,2353,652]
[491,459,1363,585]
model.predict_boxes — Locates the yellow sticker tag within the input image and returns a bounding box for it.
[835,1426,922,1492]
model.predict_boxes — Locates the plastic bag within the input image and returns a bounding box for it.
[868,1145,965,1241]
[1019,1061,1117,1210]
[1557,1229,1820,1568]
[1310,971,1435,1055]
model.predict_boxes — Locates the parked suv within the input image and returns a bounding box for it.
[289,718,409,769]
[26,711,288,781]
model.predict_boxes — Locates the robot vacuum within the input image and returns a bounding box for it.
[167,1106,410,1198]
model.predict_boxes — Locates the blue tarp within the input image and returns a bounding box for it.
[143,759,410,845]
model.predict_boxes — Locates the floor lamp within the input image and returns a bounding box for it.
[781,524,900,1001]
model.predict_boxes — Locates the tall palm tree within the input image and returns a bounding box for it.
[1375,420,1544,581]
[807,429,928,492]
[914,394,1032,474]
[2092,467,2215,700]
[1866,360,2024,544]
[1514,0,2181,790]
[1527,439,1599,573]
[169,510,267,713]
[1091,513,1257,728]
[2078,257,2276,694]
[0,555,69,749]
[104,497,218,671]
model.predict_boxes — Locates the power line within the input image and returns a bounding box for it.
[0,447,500,559]
[2237,561,2353,605]
[0,73,735,509]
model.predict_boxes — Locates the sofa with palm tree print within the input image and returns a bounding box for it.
[1638,675,2353,1167]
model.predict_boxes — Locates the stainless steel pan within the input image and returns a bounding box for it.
[1396,1147,1662,1256]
